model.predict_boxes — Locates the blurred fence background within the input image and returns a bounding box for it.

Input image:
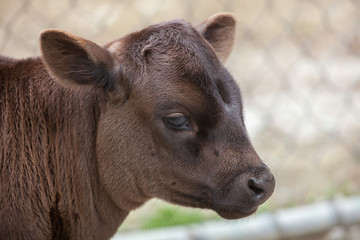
[1,0,359,238]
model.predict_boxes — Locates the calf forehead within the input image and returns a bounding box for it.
[119,19,219,76]
[137,21,228,91]
[117,19,243,129]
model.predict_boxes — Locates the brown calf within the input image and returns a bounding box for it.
[0,13,275,239]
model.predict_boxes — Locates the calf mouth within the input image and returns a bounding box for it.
[170,193,259,220]
[161,186,260,220]
[211,203,258,219]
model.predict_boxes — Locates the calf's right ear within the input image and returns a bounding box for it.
[40,29,117,91]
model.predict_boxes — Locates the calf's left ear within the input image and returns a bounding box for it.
[196,13,237,62]
[40,29,116,90]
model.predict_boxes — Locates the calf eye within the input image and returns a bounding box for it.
[163,113,190,131]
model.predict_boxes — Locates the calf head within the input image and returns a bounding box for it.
[40,13,275,220]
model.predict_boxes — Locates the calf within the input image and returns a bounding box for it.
[0,13,275,239]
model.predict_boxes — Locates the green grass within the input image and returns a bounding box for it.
[140,205,215,230]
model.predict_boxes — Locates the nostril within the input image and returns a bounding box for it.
[248,178,265,199]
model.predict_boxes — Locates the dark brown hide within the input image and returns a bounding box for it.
[0,57,124,239]
[0,13,274,240]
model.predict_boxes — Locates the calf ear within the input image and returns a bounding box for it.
[40,29,116,90]
[196,13,237,62]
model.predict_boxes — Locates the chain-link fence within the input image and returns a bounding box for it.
[1,0,359,232]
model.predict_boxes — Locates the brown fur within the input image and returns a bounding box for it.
[0,13,275,239]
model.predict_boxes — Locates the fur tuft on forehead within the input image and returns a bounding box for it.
[121,19,219,73]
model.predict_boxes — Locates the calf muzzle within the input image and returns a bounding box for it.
[211,164,275,219]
